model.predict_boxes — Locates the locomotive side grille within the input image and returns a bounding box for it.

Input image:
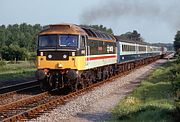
[44,51,69,60]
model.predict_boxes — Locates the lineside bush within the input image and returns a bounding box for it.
[169,56,180,120]
[110,58,180,122]
[0,61,6,67]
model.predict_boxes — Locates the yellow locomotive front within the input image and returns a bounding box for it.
[36,24,88,91]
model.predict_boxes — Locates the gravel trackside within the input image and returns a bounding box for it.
[30,59,168,122]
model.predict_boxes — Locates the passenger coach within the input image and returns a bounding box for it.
[115,36,162,64]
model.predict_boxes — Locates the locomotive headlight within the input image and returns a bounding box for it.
[48,54,52,59]
[63,54,67,59]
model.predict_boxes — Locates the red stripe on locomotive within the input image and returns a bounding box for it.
[87,55,117,61]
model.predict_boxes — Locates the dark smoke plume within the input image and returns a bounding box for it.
[80,0,180,29]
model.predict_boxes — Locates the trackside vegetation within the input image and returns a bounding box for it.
[0,61,35,82]
[109,57,180,122]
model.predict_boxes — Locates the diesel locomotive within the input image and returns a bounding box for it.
[35,23,166,91]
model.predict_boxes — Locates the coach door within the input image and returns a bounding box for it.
[80,35,89,67]
[84,36,90,66]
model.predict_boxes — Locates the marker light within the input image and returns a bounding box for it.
[40,52,43,56]
[72,52,75,56]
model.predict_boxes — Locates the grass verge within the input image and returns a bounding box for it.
[0,61,35,82]
[109,61,179,122]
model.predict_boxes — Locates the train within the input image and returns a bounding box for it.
[35,23,167,91]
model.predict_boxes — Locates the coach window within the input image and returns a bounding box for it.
[129,46,131,51]
[122,45,125,51]
[124,45,126,51]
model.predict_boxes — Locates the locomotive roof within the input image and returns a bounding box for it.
[80,25,116,42]
[39,24,87,35]
[39,24,116,42]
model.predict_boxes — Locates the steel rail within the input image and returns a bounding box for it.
[0,80,39,94]
[0,85,40,100]
[0,92,49,112]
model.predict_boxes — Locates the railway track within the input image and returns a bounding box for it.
[0,80,39,94]
[0,85,42,106]
[0,67,135,122]
[0,80,41,106]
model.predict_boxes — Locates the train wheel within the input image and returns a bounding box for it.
[87,71,95,86]
[102,67,108,80]
[90,71,96,83]
[39,80,46,91]
[109,66,114,77]
[70,82,76,92]
[102,72,106,80]
[48,75,53,88]
[39,77,52,91]
[87,75,93,86]
[75,77,85,91]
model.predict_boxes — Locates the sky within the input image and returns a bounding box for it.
[1,0,180,43]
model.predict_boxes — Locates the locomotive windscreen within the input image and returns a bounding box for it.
[59,35,78,47]
[38,34,78,48]
[39,34,57,47]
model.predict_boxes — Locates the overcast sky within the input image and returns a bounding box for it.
[1,0,180,43]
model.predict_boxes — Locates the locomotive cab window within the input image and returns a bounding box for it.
[38,34,57,47]
[59,35,78,47]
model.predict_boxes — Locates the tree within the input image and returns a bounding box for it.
[0,23,42,60]
[119,30,144,42]
[81,24,113,34]
[174,31,180,55]
[1,43,29,61]
[90,25,113,34]
[0,25,6,49]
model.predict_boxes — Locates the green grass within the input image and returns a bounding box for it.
[109,61,178,122]
[0,61,36,81]
[0,61,35,73]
